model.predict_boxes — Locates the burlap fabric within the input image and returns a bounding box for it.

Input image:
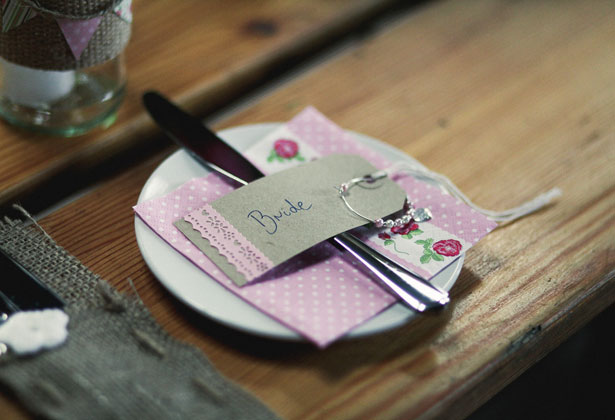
[0,214,280,420]
[0,0,131,70]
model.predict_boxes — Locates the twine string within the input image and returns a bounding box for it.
[381,161,562,224]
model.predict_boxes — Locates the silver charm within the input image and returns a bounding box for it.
[339,172,433,227]
[411,207,432,223]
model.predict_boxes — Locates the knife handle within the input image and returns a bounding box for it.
[332,232,449,311]
[0,248,64,314]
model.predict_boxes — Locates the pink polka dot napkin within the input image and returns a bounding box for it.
[134,107,496,347]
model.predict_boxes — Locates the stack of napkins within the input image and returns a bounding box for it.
[134,108,496,347]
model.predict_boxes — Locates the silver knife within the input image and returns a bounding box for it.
[143,91,449,311]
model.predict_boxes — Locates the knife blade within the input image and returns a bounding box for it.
[143,91,449,311]
[0,247,64,321]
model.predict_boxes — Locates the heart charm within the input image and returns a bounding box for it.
[412,207,432,222]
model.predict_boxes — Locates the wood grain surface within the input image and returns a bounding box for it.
[2,0,614,418]
[0,0,401,208]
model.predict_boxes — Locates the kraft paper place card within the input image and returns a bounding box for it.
[175,154,407,286]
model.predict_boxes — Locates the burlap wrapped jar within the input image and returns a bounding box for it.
[0,0,131,70]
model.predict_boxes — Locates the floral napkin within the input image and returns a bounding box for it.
[134,108,497,347]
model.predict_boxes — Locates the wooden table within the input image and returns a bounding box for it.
[1,0,613,418]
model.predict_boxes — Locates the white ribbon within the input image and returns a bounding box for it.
[378,161,562,224]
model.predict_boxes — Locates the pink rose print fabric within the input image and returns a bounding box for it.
[433,239,463,257]
[268,139,305,162]
[274,139,299,158]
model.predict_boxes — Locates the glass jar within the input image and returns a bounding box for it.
[0,54,126,137]
[0,0,132,137]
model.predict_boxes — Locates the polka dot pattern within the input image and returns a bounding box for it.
[287,106,391,169]
[135,107,496,347]
[135,174,395,348]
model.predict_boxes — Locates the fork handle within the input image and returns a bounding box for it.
[332,232,449,312]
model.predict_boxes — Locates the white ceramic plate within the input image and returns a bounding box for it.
[134,123,463,340]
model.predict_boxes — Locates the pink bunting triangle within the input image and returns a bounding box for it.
[56,16,102,59]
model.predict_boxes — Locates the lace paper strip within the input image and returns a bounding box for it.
[184,205,274,282]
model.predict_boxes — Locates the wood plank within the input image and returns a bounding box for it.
[0,0,401,208]
[2,0,614,418]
